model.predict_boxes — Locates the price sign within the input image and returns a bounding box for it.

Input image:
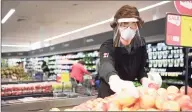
[166,13,192,47]
[61,72,70,83]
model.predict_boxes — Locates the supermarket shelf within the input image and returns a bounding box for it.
[61,63,73,65]
[149,67,184,68]
[1,80,56,85]
[160,75,186,78]
[46,57,99,61]
[68,57,99,59]
[163,81,184,86]
[85,63,96,65]
[2,93,53,101]
[61,68,71,70]
[88,69,96,71]
[48,59,56,61]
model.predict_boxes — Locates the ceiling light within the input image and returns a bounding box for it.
[44,18,113,42]
[138,1,171,12]
[30,42,41,50]
[2,44,29,47]
[44,1,171,42]
[32,41,41,45]
[1,9,16,24]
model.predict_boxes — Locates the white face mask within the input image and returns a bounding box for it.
[119,27,136,40]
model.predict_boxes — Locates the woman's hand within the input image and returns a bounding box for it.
[109,75,139,98]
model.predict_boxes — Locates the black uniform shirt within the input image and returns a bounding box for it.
[98,38,147,98]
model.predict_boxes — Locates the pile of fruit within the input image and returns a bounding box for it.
[61,86,192,111]
[1,82,53,96]
[1,67,31,81]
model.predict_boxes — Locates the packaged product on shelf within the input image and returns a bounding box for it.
[41,82,53,93]
[34,83,42,93]
[1,81,54,99]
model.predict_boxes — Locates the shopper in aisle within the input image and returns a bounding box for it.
[98,5,162,98]
[70,60,91,84]
[41,60,50,80]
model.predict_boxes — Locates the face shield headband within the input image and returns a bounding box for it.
[113,18,145,50]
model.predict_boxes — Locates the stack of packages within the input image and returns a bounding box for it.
[63,85,192,111]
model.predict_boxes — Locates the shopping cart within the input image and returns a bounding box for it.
[75,75,97,96]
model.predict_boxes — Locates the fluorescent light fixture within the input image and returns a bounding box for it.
[138,1,171,12]
[2,44,29,47]
[44,43,50,47]
[1,9,16,24]
[44,1,171,42]
[30,41,41,50]
[44,18,113,42]
[32,41,41,45]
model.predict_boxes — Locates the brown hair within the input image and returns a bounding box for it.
[110,5,144,29]
[78,60,85,65]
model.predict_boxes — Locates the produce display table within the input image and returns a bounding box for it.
[2,96,96,112]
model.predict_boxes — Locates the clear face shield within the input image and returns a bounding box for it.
[113,18,145,51]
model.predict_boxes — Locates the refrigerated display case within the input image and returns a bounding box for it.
[1,80,97,112]
[2,96,96,112]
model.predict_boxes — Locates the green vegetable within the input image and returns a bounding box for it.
[133,81,141,87]
[161,82,168,89]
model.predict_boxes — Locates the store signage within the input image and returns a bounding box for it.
[166,13,192,47]
[2,52,29,58]
[63,43,69,47]
[174,1,192,15]
[50,46,55,51]
[18,53,23,56]
[39,49,43,52]
[86,38,94,43]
